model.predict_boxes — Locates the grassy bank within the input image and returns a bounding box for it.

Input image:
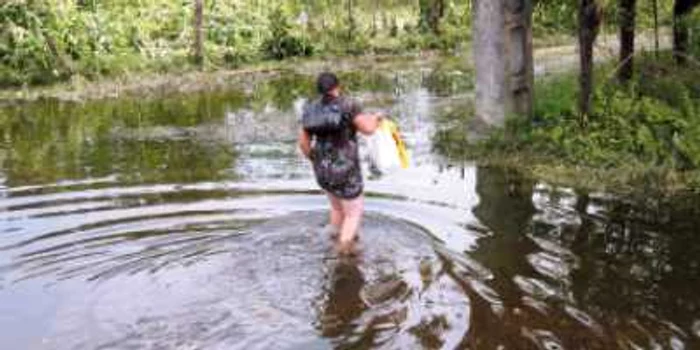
[435,53,700,194]
[0,51,451,104]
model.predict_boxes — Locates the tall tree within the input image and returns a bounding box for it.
[618,0,637,82]
[193,0,205,67]
[578,0,601,125]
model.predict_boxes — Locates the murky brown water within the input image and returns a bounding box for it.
[1,62,699,349]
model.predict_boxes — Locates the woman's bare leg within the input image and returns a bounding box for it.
[326,193,343,237]
[338,195,364,246]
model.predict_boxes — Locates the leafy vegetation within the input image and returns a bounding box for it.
[0,0,458,87]
[1,0,683,88]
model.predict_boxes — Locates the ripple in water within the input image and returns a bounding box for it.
[20,211,471,350]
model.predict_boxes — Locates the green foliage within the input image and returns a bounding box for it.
[533,0,578,35]
[533,75,577,118]
[0,2,61,85]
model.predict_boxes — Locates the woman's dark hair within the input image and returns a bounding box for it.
[317,72,339,96]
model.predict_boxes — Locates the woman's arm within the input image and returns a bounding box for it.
[298,128,312,159]
[353,112,383,135]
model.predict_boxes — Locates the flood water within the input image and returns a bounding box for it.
[1,61,699,350]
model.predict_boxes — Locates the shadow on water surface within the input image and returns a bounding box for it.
[0,64,699,349]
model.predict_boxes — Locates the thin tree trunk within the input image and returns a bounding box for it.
[372,0,378,36]
[578,0,601,125]
[347,0,354,43]
[673,14,689,64]
[653,0,659,57]
[193,0,204,67]
[618,0,637,82]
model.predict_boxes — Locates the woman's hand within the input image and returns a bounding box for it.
[353,112,384,135]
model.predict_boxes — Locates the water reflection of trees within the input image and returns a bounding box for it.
[250,73,313,111]
[466,166,539,348]
[569,192,700,347]
[469,165,700,348]
[0,92,242,186]
[0,70,413,187]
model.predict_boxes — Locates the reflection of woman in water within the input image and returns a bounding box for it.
[317,258,411,345]
[298,73,383,253]
[317,259,366,339]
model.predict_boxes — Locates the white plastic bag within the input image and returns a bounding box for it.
[367,122,402,175]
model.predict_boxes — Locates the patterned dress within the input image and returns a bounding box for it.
[303,96,364,199]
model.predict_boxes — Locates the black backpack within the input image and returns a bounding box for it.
[302,98,350,135]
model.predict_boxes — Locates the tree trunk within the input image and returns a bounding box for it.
[372,0,378,36]
[618,0,637,82]
[420,0,445,35]
[429,0,445,34]
[653,0,659,57]
[673,14,689,64]
[347,0,354,43]
[674,0,689,64]
[673,0,700,64]
[473,0,507,127]
[193,0,204,67]
[578,0,601,125]
[505,0,534,119]
[473,0,534,128]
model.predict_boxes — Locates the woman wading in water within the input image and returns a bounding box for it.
[298,73,383,254]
